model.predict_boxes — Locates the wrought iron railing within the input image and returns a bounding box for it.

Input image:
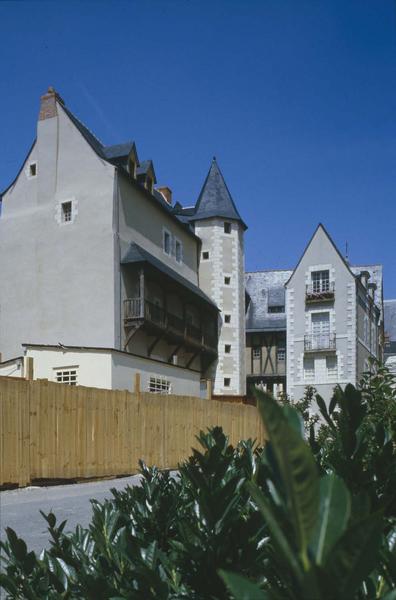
[304,333,336,352]
[306,281,335,301]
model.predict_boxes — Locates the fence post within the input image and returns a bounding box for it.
[206,378,213,400]
[24,357,34,380]
[134,372,141,396]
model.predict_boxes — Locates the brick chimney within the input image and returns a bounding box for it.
[39,86,64,121]
[157,186,172,205]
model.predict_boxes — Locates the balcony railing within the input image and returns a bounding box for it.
[304,333,336,352]
[306,281,335,303]
[124,298,217,351]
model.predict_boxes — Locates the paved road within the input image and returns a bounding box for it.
[0,475,142,555]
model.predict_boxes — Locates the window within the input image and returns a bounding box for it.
[268,306,285,313]
[225,344,231,354]
[224,314,231,324]
[202,251,209,260]
[311,270,330,293]
[163,230,171,255]
[311,312,330,350]
[224,276,231,285]
[224,222,231,234]
[128,158,136,178]
[55,368,78,385]
[277,349,286,361]
[61,201,73,223]
[148,376,171,394]
[175,239,182,263]
[29,162,37,177]
[146,176,153,193]
[304,358,315,382]
[326,356,337,379]
[253,347,261,359]
[224,377,231,387]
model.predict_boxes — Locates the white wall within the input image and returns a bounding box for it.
[112,351,201,395]
[26,347,112,388]
[0,358,24,378]
[24,346,201,396]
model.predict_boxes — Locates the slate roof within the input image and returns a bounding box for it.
[245,270,292,332]
[187,159,247,229]
[351,264,383,316]
[384,299,396,342]
[103,142,135,161]
[121,242,218,309]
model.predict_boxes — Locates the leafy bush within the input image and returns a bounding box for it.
[1,371,395,599]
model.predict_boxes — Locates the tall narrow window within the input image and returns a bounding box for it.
[224,377,231,387]
[311,312,330,350]
[225,344,231,354]
[224,222,231,234]
[303,358,315,382]
[253,347,261,359]
[61,201,73,223]
[326,356,337,379]
[163,230,171,255]
[224,276,231,285]
[224,314,231,324]
[29,162,37,177]
[175,239,182,263]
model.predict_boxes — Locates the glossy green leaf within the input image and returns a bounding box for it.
[310,474,350,565]
[219,570,269,599]
[255,390,320,559]
[326,512,383,597]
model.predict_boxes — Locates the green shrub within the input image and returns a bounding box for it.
[1,369,395,599]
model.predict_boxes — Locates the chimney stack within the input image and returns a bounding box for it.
[39,86,64,121]
[157,186,172,205]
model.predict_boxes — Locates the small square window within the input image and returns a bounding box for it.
[202,251,209,260]
[224,276,231,285]
[61,201,72,223]
[163,230,171,255]
[224,314,231,324]
[277,349,286,361]
[224,222,231,234]
[225,344,231,354]
[224,377,231,387]
[175,239,182,263]
[253,347,261,359]
[29,163,37,177]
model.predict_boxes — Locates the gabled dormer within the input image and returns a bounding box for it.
[137,160,157,194]
[127,144,139,179]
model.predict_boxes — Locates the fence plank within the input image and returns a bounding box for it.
[0,378,267,487]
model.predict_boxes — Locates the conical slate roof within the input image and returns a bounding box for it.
[191,158,247,229]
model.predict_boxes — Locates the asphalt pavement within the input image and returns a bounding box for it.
[0,474,142,555]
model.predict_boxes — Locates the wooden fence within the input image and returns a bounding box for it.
[0,377,266,488]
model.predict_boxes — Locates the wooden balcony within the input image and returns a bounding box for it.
[306,281,335,303]
[304,333,336,353]
[124,298,217,353]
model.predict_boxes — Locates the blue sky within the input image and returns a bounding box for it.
[1,0,395,297]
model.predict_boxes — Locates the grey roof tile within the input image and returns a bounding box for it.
[103,142,135,160]
[191,159,247,228]
[245,270,292,332]
[384,299,396,342]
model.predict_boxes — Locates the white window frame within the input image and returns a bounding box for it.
[223,377,231,387]
[303,357,315,382]
[224,314,231,324]
[224,344,231,354]
[277,348,286,361]
[54,366,78,386]
[61,201,73,224]
[163,228,171,256]
[148,376,171,394]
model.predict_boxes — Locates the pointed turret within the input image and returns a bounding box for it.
[192,158,246,396]
[192,158,247,229]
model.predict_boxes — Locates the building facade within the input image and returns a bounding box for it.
[384,299,396,377]
[0,88,247,395]
[286,225,383,402]
[245,270,292,397]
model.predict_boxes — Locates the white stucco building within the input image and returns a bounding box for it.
[286,224,383,403]
[0,88,247,396]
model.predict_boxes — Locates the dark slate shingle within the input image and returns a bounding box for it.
[245,270,292,332]
[384,299,396,342]
[191,159,247,229]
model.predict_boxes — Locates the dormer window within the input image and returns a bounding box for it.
[146,176,153,194]
[128,158,136,178]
